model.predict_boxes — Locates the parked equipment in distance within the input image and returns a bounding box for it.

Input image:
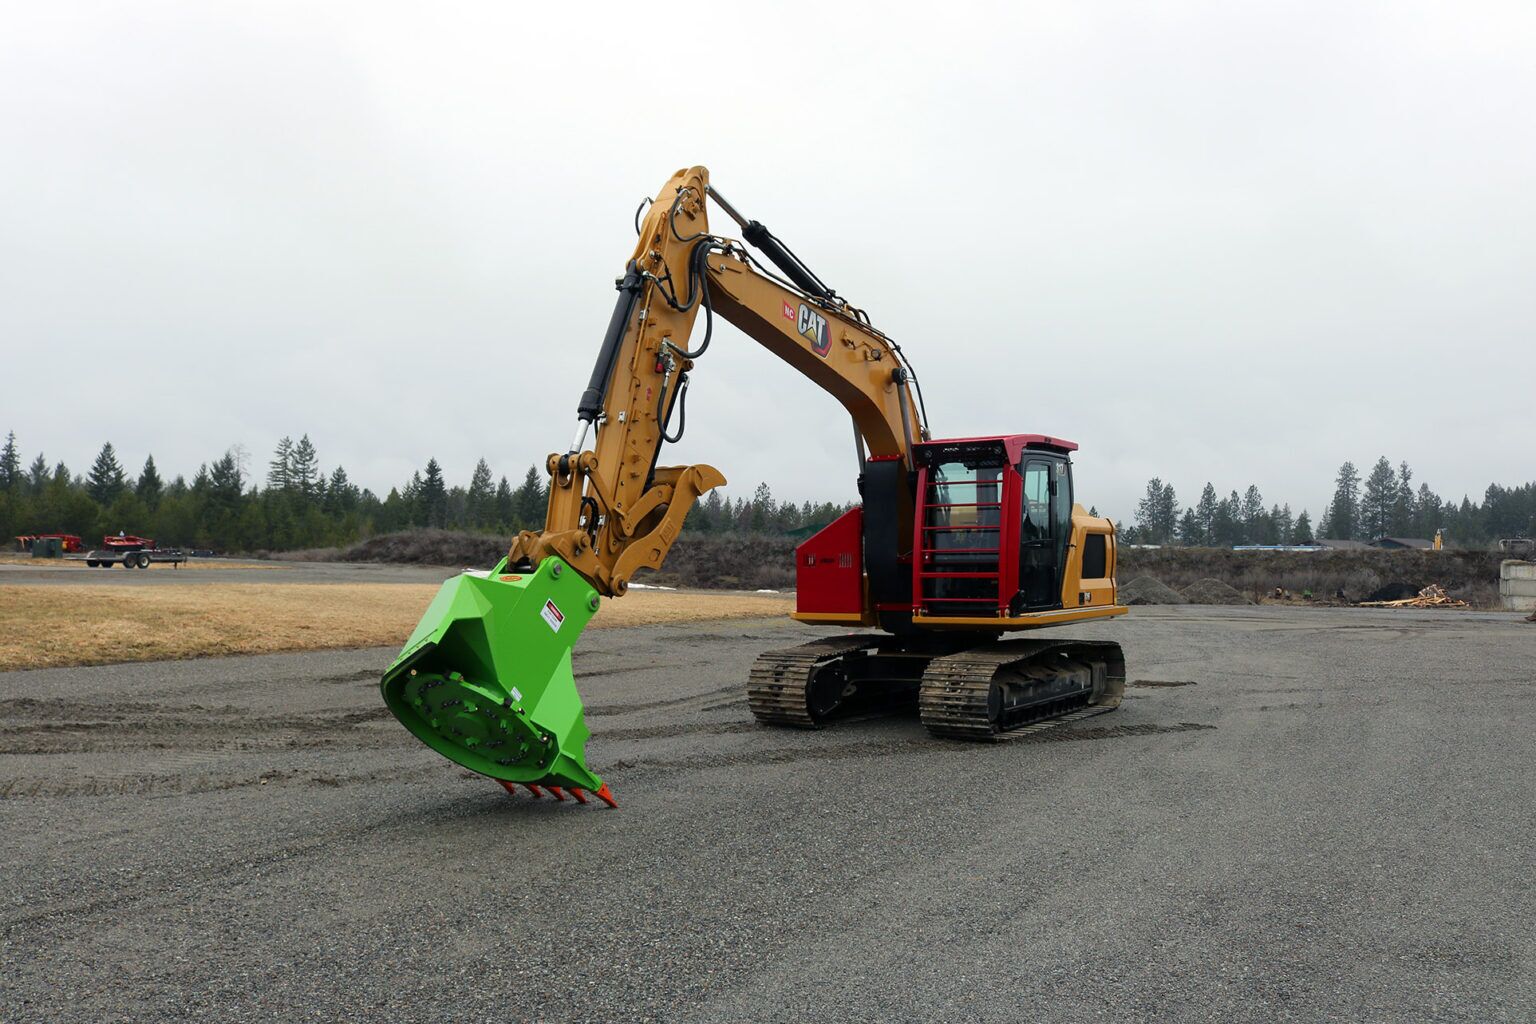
[14,533,85,553]
[76,534,187,569]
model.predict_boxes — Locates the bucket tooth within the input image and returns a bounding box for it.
[498,780,519,797]
[594,783,618,809]
[526,784,545,798]
[569,788,588,804]
[547,786,567,801]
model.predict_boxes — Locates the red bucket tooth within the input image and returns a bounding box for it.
[569,788,588,804]
[525,784,544,798]
[548,786,567,801]
[498,780,518,797]
[594,783,618,809]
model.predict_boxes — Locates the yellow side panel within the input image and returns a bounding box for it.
[791,610,877,627]
[913,604,1127,631]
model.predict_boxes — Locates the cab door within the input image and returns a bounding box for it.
[1016,458,1058,610]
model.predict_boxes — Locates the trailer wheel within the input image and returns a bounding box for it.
[123,554,138,568]
[86,559,99,567]
[137,552,152,569]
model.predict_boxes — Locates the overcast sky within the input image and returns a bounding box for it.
[3,1,1531,522]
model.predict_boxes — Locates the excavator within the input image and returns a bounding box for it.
[380,167,1127,807]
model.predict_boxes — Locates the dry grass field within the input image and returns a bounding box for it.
[0,583,795,671]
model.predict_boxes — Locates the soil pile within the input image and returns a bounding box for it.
[1180,578,1253,605]
[1120,576,1187,605]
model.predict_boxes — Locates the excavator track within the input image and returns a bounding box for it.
[746,635,884,728]
[748,635,1125,739]
[918,639,1125,741]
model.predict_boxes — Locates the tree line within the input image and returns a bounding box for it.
[0,431,851,553]
[13,429,1521,554]
[1127,457,1534,548]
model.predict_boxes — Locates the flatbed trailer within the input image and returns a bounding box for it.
[71,548,188,569]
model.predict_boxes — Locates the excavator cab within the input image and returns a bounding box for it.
[913,435,1078,619]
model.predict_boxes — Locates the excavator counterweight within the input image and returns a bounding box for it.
[380,167,1127,807]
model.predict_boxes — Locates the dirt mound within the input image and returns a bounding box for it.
[1119,576,1187,605]
[274,529,798,591]
[1180,578,1253,605]
[1118,547,1502,609]
[341,530,509,567]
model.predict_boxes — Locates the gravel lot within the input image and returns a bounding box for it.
[2,606,1532,1022]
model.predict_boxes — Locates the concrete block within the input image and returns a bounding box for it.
[1501,559,1536,581]
[1499,578,1536,597]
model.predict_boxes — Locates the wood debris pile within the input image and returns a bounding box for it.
[1359,583,1468,609]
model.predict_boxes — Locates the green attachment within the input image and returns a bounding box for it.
[381,556,604,793]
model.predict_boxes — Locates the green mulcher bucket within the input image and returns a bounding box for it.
[380,555,616,808]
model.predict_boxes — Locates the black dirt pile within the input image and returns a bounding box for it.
[635,533,795,591]
[1119,547,1502,607]
[267,529,509,566]
[1119,576,1187,605]
[343,530,510,566]
[1180,578,1253,605]
[270,529,796,591]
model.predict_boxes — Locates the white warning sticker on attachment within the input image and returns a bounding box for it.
[540,598,565,633]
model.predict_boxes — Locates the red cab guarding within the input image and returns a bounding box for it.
[795,507,864,617]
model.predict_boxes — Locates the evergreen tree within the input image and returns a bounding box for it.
[420,458,447,528]
[401,470,423,526]
[1136,478,1155,540]
[494,475,515,528]
[1134,478,1176,544]
[751,482,774,532]
[445,485,469,528]
[698,489,725,533]
[323,466,356,515]
[1240,485,1265,540]
[1194,483,1219,546]
[1414,482,1441,538]
[467,458,495,527]
[1211,493,1241,547]
[1293,510,1314,544]
[291,435,320,500]
[1176,509,1201,545]
[1393,461,1415,535]
[512,466,545,529]
[87,442,127,504]
[1325,462,1361,540]
[0,431,19,491]
[1272,503,1294,544]
[1359,456,1397,540]
[207,451,244,511]
[136,455,163,510]
[267,436,294,491]
[27,453,49,495]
